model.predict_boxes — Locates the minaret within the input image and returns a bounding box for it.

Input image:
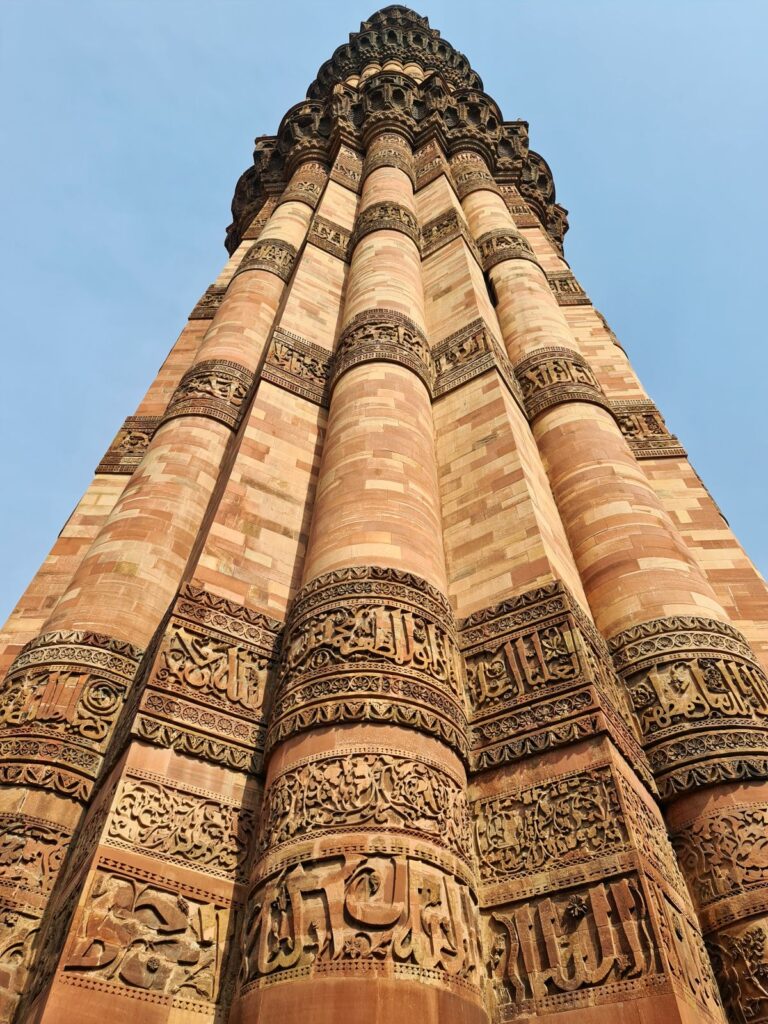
[1,8,768,1024]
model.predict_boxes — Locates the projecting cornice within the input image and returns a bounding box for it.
[226,58,569,255]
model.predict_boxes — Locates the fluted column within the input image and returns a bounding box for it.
[453,148,768,1023]
[0,159,324,1020]
[232,131,487,1024]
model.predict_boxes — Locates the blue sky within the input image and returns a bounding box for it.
[1,0,767,623]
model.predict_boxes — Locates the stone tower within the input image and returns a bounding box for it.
[2,7,768,1023]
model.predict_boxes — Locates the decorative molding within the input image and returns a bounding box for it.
[476,230,541,272]
[263,328,331,407]
[162,360,255,431]
[134,584,281,775]
[0,630,143,800]
[450,153,502,200]
[241,197,279,241]
[331,309,433,392]
[546,269,590,306]
[609,399,687,459]
[499,186,540,228]
[350,200,420,252]
[276,164,327,210]
[189,285,226,320]
[233,239,298,283]
[432,318,523,408]
[421,207,480,263]
[415,143,452,191]
[96,416,161,475]
[362,134,416,187]
[0,813,70,894]
[257,749,472,866]
[513,345,610,419]
[308,214,352,262]
[609,615,768,799]
[460,581,651,786]
[239,851,483,991]
[266,566,468,758]
[329,146,363,194]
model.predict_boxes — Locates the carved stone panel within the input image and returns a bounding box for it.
[135,583,281,775]
[0,813,70,894]
[189,284,226,320]
[96,416,161,475]
[267,566,468,758]
[258,749,472,867]
[162,359,255,430]
[240,853,483,993]
[707,915,768,1024]
[421,208,480,262]
[362,134,416,186]
[278,163,327,210]
[308,214,352,262]
[609,616,768,799]
[513,345,610,419]
[331,309,434,392]
[460,581,650,784]
[477,230,541,272]
[610,398,687,459]
[61,870,232,1006]
[432,317,523,407]
[263,328,332,406]
[0,630,143,800]
[329,145,363,194]
[233,238,298,283]
[350,200,420,252]
[0,906,40,1021]
[499,186,540,228]
[546,269,590,306]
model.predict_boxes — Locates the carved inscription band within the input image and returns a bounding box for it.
[331,308,433,392]
[263,328,331,407]
[350,200,420,252]
[233,238,298,283]
[189,284,226,320]
[96,415,161,475]
[0,631,143,800]
[513,345,610,420]
[362,138,416,187]
[162,359,255,431]
[476,230,541,273]
[266,565,468,758]
[609,615,768,799]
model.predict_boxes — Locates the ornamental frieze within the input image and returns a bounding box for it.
[0,812,69,893]
[476,230,541,272]
[61,870,232,1004]
[106,770,257,883]
[609,615,768,799]
[262,328,332,407]
[421,207,480,262]
[499,186,540,228]
[257,749,472,866]
[460,582,650,783]
[239,852,483,990]
[331,309,434,392]
[241,197,279,241]
[163,359,255,430]
[707,913,768,1024]
[415,142,451,190]
[432,317,523,406]
[189,284,226,320]
[233,238,298,283]
[276,162,327,210]
[610,398,687,459]
[546,269,591,306]
[349,199,420,252]
[266,566,467,758]
[308,214,352,262]
[451,161,502,200]
[136,584,281,774]
[0,906,40,1020]
[362,134,416,187]
[0,630,143,798]
[513,345,610,419]
[329,145,363,194]
[96,415,160,475]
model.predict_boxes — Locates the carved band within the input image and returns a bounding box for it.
[266,566,468,758]
[610,399,686,459]
[331,309,434,392]
[513,346,610,419]
[96,415,160,475]
[189,284,226,320]
[362,139,416,188]
[500,187,541,228]
[609,615,768,799]
[162,359,255,430]
[349,200,420,252]
[233,239,298,283]
[476,230,541,272]
[451,164,502,200]
[415,150,451,191]
[263,328,331,407]
[546,269,590,305]
[421,208,481,263]
[460,580,652,787]
[308,214,352,262]
[329,146,363,194]
[276,165,327,210]
[0,631,143,799]
[432,317,524,408]
[135,583,281,776]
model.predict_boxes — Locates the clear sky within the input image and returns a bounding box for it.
[1,0,767,624]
